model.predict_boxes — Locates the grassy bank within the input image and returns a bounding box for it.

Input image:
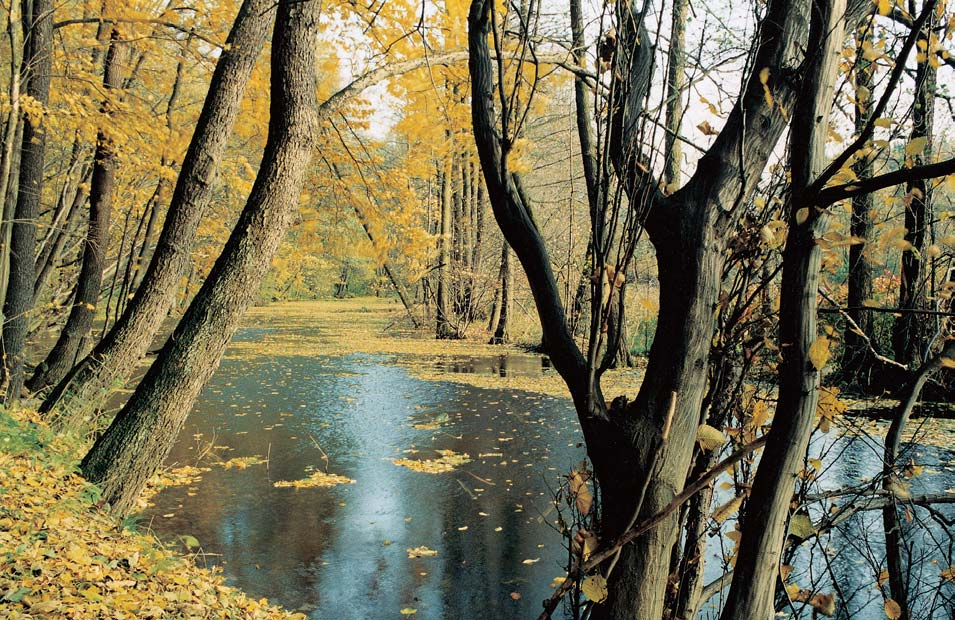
[0,408,302,620]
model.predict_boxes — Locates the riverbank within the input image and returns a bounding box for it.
[0,408,303,620]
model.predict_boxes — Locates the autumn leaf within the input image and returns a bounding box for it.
[809,592,836,617]
[569,469,593,515]
[808,337,831,371]
[697,424,728,451]
[788,513,815,540]
[581,575,609,603]
[884,598,902,619]
[712,495,745,525]
[904,136,928,157]
[877,0,892,15]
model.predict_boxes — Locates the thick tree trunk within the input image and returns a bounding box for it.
[892,5,936,368]
[2,0,53,402]
[40,0,276,427]
[80,0,319,517]
[27,31,122,393]
[841,24,876,386]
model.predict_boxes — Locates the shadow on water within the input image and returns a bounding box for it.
[146,325,955,619]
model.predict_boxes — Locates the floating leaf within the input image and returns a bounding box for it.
[400,608,418,615]
[407,546,438,558]
[522,558,541,565]
[581,575,609,603]
[392,450,471,474]
[273,471,355,488]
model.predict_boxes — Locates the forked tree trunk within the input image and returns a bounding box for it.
[27,30,122,393]
[2,0,53,402]
[40,0,276,426]
[469,0,811,615]
[80,0,319,516]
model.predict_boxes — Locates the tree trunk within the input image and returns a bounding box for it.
[881,339,955,620]
[2,0,53,402]
[436,156,454,338]
[27,30,122,393]
[40,0,276,427]
[80,0,319,517]
[489,243,511,344]
[663,0,688,187]
[720,2,846,617]
[892,4,936,369]
[841,23,876,386]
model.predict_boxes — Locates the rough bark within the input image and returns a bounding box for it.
[470,0,824,614]
[80,0,319,517]
[892,4,936,368]
[663,0,688,187]
[27,30,122,393]
[841,23,877,386]
[40,0,276,426]
[489,243,511,344]
[2,0,53,402]
[720,2,846,618]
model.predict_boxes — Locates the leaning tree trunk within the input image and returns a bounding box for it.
[40,0,276,427]
[27,30,122,393]
[2,0,53,402]
[80,0,319,517]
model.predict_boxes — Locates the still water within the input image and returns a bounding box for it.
[145,322,955,619]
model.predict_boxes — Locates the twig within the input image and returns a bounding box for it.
[539,434,768,620]
[818,288,906,370]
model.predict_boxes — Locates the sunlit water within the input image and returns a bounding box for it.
[146,323,955,619]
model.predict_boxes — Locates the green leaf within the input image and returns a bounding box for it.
[789,513,815,540]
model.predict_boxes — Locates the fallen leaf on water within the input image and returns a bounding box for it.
[407,546,438,558]
[273,471,355,488]
[522,558,540,565]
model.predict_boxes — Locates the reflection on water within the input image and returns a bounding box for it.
[147,348,585,619]
[147,326,955,620]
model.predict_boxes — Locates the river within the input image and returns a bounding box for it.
[145,304,955,619]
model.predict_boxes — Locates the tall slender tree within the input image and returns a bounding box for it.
[80,0,320,516]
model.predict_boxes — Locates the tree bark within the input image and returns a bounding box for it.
[436,155,455,338]
[892,3,936,368]
[489,243,511,344]
[27,30,122,393]
[2,0,53,402]
[841,23,877,386]
[80,0,319,517]
[720,2,847,618]
[40,0,276,426]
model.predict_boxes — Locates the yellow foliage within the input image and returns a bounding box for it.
[0,408,304,620]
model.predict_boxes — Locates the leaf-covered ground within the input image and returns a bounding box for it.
[0,408,304,620]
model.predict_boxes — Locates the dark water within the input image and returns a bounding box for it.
[147,346,584,619]
[146,325,955,620]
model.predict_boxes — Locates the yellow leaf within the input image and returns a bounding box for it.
[808,337,831,371]
[697,424,728,451]
[712,495,745,524]
[874,117,893,128]
[904,136,928,156]
[940,566,955,582]
[877,0,892,15]
[795,207,810,225]
[884,598,902,619]
[759,68,773,107]
[400,608,418,615]
[569,469,593,515]
[581,575,608,603]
